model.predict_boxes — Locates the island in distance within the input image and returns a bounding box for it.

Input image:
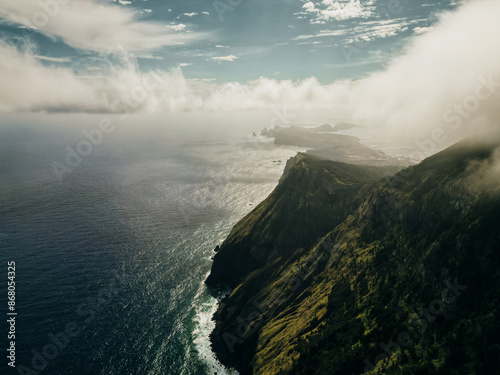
[258,123,410,167]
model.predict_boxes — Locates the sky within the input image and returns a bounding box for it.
[0,0,460,83]
[2,0,500,148]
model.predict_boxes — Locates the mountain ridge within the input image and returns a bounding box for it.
[207,137,500,374]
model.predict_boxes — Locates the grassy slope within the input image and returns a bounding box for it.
[207,153,399,373]
[291,139,500,374]
[208,139,500,375]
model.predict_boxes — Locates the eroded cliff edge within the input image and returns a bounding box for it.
[206,139,500,375]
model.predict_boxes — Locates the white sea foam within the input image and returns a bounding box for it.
[192,281,239,375]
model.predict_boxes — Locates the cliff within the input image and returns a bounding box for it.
[206,138,500,374]
[206,153,399,289]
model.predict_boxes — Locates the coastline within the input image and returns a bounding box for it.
[193,276,238,375]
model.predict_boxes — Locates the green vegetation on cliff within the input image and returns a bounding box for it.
[207,139,500,375]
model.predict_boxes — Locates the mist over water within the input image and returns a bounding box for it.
[0,113,302,375]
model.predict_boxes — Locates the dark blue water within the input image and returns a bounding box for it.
[0,114,300,375]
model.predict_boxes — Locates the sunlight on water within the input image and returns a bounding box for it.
[0,114,303,375]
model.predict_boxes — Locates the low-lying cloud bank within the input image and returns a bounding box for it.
[0,39,353,114]
[1,0,500,143]
[350,0,500,139]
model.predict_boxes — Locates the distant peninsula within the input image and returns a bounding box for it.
[259,123,408,166]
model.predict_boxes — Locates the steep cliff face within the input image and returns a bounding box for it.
[205,153,398,290]
[205,153,399,373]
[290,139,500,375]
[207,139,500,375]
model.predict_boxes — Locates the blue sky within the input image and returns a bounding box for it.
[0,0,461,83]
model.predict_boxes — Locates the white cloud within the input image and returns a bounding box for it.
[294,18,412,42]
[212,55,238,62]
[413,26,434,34]
[0,41,345,113]
[303,2,316,12]
[202,11,210,15]
[346,0,500,141]
[202,76,349,110]
[356,21,409,40]
[135,54,163,60]
[182,12,198,17]
[142,9,153,13]
[0,41,98,112]
[0,0,200,53]
[293,29,345,40]
[34,55,71,63]
[301,0,374,23]
[167,23,187,31]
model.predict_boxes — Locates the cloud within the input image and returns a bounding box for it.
[0,40,348,113]
[0,40,218,113]
[0,0,199,53]
[346,0,500,142]
[294,18,413,42]
[34,55,71,63]
[212,55,238,62]
[462,140,500,193]
[201,76,350,111]
[301,0,374,23]
[1,0,500,151]
[135,54,163,60]
[182,12,198,17]
[413,26,434,34]
[0,41,98,112]
[167,23,187,31]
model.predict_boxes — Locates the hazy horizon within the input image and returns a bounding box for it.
[1,0,500,150]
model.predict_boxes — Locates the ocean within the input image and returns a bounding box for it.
[0,113,304,375]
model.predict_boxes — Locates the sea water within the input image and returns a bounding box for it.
[0,113,303,375]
